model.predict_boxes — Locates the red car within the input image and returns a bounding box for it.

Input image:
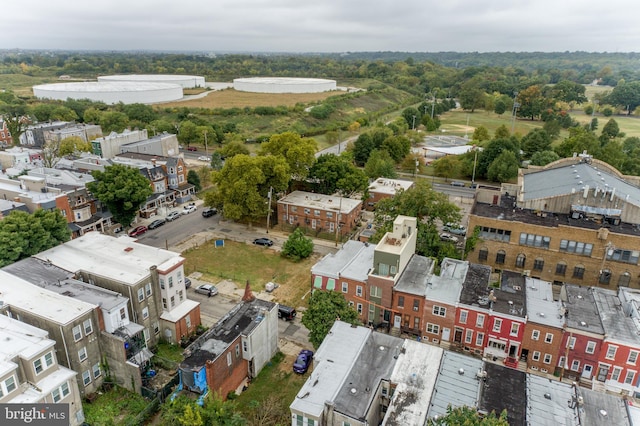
[187,146,197,151]
[128,226,148,237]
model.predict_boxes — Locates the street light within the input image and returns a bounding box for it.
[412,115,416,130]
[511,91,519,134]
[471,145,479,185]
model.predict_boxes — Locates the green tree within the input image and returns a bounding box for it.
[554,127,601,158]
[606,81,640,115]
[50,106,78,121]
[122,103,157,123]
[402,107,420,129]
[352,133,375,166]
[477,138,520,179]
[209,151,224,171]
[187,170,202,192]
[433,155,461,182]
[494,125,510,139]
[59,136,92,156]
[259,131,317,179]
[99,111,129,133]
[364,149,397,179]
[600,118,620,142]
[547,80,587,104]
[281,228,314,261]
[530,150,560,166]
[521,129,551,158]
[0,209,70,267]
[308,154,368,196]
[211,154,289,224]
[87,164,153,227]
[517,85,547,120]
[220,141,250,159]
[302,290,360,349]
[429,406,508,426]
[472,126,490,142]
[459,79,485,112]
[487,151,520,182]
[177,120,199,146]
[381,135,411,163]
[494,99,507,115]
[543,119,562,139]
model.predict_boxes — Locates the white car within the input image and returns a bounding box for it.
[439,232,459,243]
[182,204,197,214]
[198,156,211,162]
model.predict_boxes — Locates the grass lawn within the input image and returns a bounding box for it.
[182,240,317,307]
[162,88,339,109]
[83,386,150,426]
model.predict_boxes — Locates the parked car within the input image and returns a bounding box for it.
[195,284,218,296]
[443,223,466,235]
[166,211,181,221]
[278,305,297,321]
[253,237,274,247]
[293,349,314,374]
[187,146,197,151]
[148,218,166,229]
[182,204,197,214]
[202,207,217,217]
[450,181,465,187]
[128,226,148,237]
[184,277,192,289]
[198,156,211,162]
[439,232,459,243]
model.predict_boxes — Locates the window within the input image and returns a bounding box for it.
[558,356,566,369]
[142,307,149,319]
[153,322,160,334]
[235,344,240,357]
[414,317,420,330]
[607,248,640,265]
[138,288,144,302]
[476,314,485,328]
[519,233,551,249]
[44,352,53,367]
[34,351,54,375]
[398,296,404,308]
[52,382,70,403]
[628,351,639,365]
[560,240,593,256]
[625,370,636,385]
[432,306,446,317]
[160,278,165,289]
[495,250,506,264]
[426,323,440,334]
[73,325,82,341]
[544,333,553,344]
[531,330,540,341]
[619,272,632,287]
[533,258,544,271]
[459,310,468,324]
[413,299,419,311]
[120,308,126,320]
[371,286,382,297]
[357,303,363,314]
[78,347,88,362]
[606,345,617,360]
[342,282,348,293]
[162,298,167,309]
[179,290,184,301]
[168,276,173,288]
[145,283,152,297]
[92,363,101,379]
[492,318,502,333]
[34,359,43,374]
[379,263,389,276]
[476,333,484,346]
[515,254,526,268]
[599,269,612,285]
[532,351,541,361]
[291,206,297,213]
[571,360,580,371]
[186,316,191,329]
[227,352,232,366]
[510,323,519,336]
[573,265,585,279]
[611,367,623,381]
[82,370,91,386]
[465,329,473,344]
[170,296,175,307]
[556,262,567,276]
[544,354,552,364]
[479,227,511,242]
[83,319,93,335]
[356,286,363,297]
[478,248,488,261]
[586,341,596,354]
[568,337,576,349]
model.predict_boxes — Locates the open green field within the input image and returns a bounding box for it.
[181,240,316,307]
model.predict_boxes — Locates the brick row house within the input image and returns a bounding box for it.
[365,177,414,211]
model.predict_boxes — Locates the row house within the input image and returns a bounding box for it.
[558,284,605,386]
[4,256,155,394]
[33,232,202,347]
[0,315,85,425]
[365,177,414,211]
[44,123,102,146]
[91,129,148,159]
[179,297,278,399]
[19,121,69,148]
[468,155,640,290]
[277,190,363,237]
[0,146,42,169]
[0,118,12,146]
[119,132,180,159]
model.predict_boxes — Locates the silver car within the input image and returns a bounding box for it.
[195,284,218,296]
[166,211,181,221]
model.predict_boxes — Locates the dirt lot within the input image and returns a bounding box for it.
[162,88,340,109]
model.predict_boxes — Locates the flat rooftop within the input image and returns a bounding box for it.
[311,240,374,282]
[524,278,565,328]
[562,285,604,335]
[278,190,362,213]
[479,362,526,426]
[368,178,414,195]
[592,287,639,345]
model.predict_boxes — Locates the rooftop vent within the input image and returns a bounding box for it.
[458,368,465,375]
[379,346,385,351]
[544,393,551,400]
[350,388,357,395]
[580,321,588,327]
[538,312,546,317]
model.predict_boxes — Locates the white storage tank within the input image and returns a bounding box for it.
[233,77,337,93]
[98,74,206,89]
[32,82,183,105]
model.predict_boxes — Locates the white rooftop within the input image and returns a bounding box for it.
[425,258,468,304]
[290,321,371,419]
[311,240,375,281]
[35,233,184,285]
[382,340,443,426]
[526,374,578,426]
[525,277,565,328]
[278,190,362,213]
[0,271,95,326]
[0,312,56,367]
[368,178,414,195]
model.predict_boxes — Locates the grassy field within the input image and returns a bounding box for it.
[83,386,150,425]
[162,88,339,109]
[181,240,317,307]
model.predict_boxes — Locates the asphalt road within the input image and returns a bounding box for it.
[135,207,220,250]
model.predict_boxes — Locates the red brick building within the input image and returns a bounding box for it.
[365,178,414,210]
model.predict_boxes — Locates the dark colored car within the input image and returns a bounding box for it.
[293,349,314,374]
[253,237,274,247]
[184,277,192,289]
[148,218,166,229]
[202,207,217,217]
[187,146,197,151]
[128,226,148,237]
[278,305,297,321]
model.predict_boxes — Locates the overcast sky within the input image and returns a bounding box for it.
[3,1,638,53]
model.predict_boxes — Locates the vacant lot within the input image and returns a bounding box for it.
[181,240,316,307]
[163,88,341,109]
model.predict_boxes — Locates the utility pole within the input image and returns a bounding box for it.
[431,92,436,119]
[511,91,519,134]
[266,187,273,233]
[471,146,478,185]
[204,130,208,154]
[412,115,416,131]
